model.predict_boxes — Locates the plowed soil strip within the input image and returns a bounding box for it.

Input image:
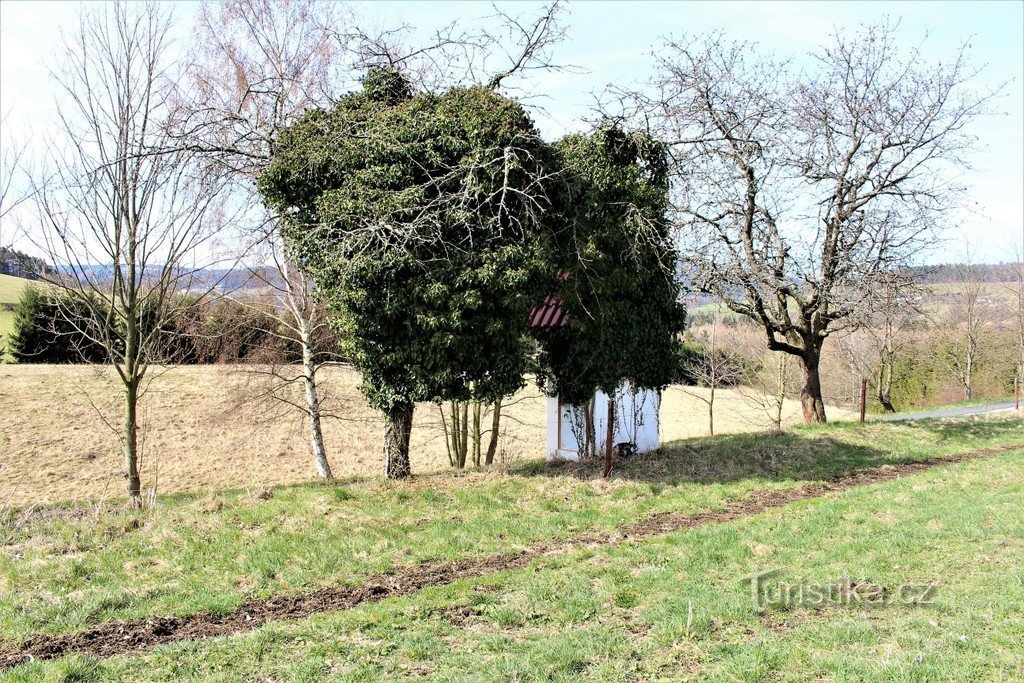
[3,444,1021,668]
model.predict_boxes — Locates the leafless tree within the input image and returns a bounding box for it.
[684,315,744,436]
[866,275,919,411]
[935,251,994,401]
[341,1,573,95]
[24,2,230,505]
[1005,235,1024,406]
[235,232,343,479]
[179,0,347,479]
[0,113,32,248]
[620,25,997,422]
[733,328,795,432]
[836,272,920,412]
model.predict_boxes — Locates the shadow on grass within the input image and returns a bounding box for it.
[511,417,1024,485]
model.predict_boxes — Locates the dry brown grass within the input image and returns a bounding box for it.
[0,364,854,506]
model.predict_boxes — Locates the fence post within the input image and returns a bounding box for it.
[859,378,867,424]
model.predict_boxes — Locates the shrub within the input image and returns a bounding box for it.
[8,286,111,363]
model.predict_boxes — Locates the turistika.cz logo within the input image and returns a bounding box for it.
[742,568,938,609]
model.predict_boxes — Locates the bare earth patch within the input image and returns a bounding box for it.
[2,443,1015,669]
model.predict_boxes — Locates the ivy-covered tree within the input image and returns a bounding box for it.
[259,69,555,478]
[534,125,685,454]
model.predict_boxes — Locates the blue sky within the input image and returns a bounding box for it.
[2,1,1021,262]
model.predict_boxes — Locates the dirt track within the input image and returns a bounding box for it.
[3,444,1020,669]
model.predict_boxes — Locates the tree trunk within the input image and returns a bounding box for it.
[603,396,615,478]
[708,386,715,436]
[772,355,786,431]
[383,400,414,479]
[471,399,482,468]
[484,397,502,466]
[799,352,827,423]
[124,379,142,506]
[460,400,470,468]
[876,359,896,413]
[301,341,332,480]
[964,347,974,400]
[583,396,596,458]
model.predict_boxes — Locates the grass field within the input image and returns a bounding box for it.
[1,417,1022,680]
[0,274,32,360]
[0,364,856,507]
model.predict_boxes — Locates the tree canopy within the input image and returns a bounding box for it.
[534,126,685,406]
[260,69,557,476]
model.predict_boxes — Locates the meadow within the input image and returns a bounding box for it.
[0,364,854,507]
[1,416,1022,680]
[0,274,28,358]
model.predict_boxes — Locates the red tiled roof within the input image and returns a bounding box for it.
[530,294,570,328]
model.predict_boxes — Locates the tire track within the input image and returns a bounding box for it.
[3,443,1020,668]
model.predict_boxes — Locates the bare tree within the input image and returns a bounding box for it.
[180,0,346,479]
[736,330,795,432]
[24,2,228,505]
[236,234,342,479]
[836,272,920,412]
[0,113,32,247]
[684,316,744,436]
[622,25,996,422]
[866,275,919,412]
[1005,235,1024,407]
[342,1,572,95]
[935,253,993,401]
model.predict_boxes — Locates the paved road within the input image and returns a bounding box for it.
[874,401,1018,422]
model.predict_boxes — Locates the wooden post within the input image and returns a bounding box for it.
[1015,375,1020,412]
[603,395,615,478]
[859,378,867,424]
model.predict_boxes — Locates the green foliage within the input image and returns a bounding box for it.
[8,286,110,363]
[260,70,555,410]
[7,287,320,365]
[534,126,686,404]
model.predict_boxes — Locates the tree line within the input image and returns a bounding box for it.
[6,285,339,366]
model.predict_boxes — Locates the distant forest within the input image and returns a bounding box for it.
[4,248,1021,291]
[0,247,52,279]
[910,262,1024,283]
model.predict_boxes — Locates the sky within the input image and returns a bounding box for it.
[1,0,1022,263]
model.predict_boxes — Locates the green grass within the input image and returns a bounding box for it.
[6,421,1022,681]
[882,395,1016,416]
[0,273,31,306]
[2,418,1022,654]
[0,273,32,362]
[0,311,14,343]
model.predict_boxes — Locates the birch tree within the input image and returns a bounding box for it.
[180,0,346,479]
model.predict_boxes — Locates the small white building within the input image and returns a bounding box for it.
[530,289,660,461]
[545,382,661,460]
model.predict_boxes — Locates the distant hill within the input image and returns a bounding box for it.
[52,264,283,293]
[909,262,1023,283]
